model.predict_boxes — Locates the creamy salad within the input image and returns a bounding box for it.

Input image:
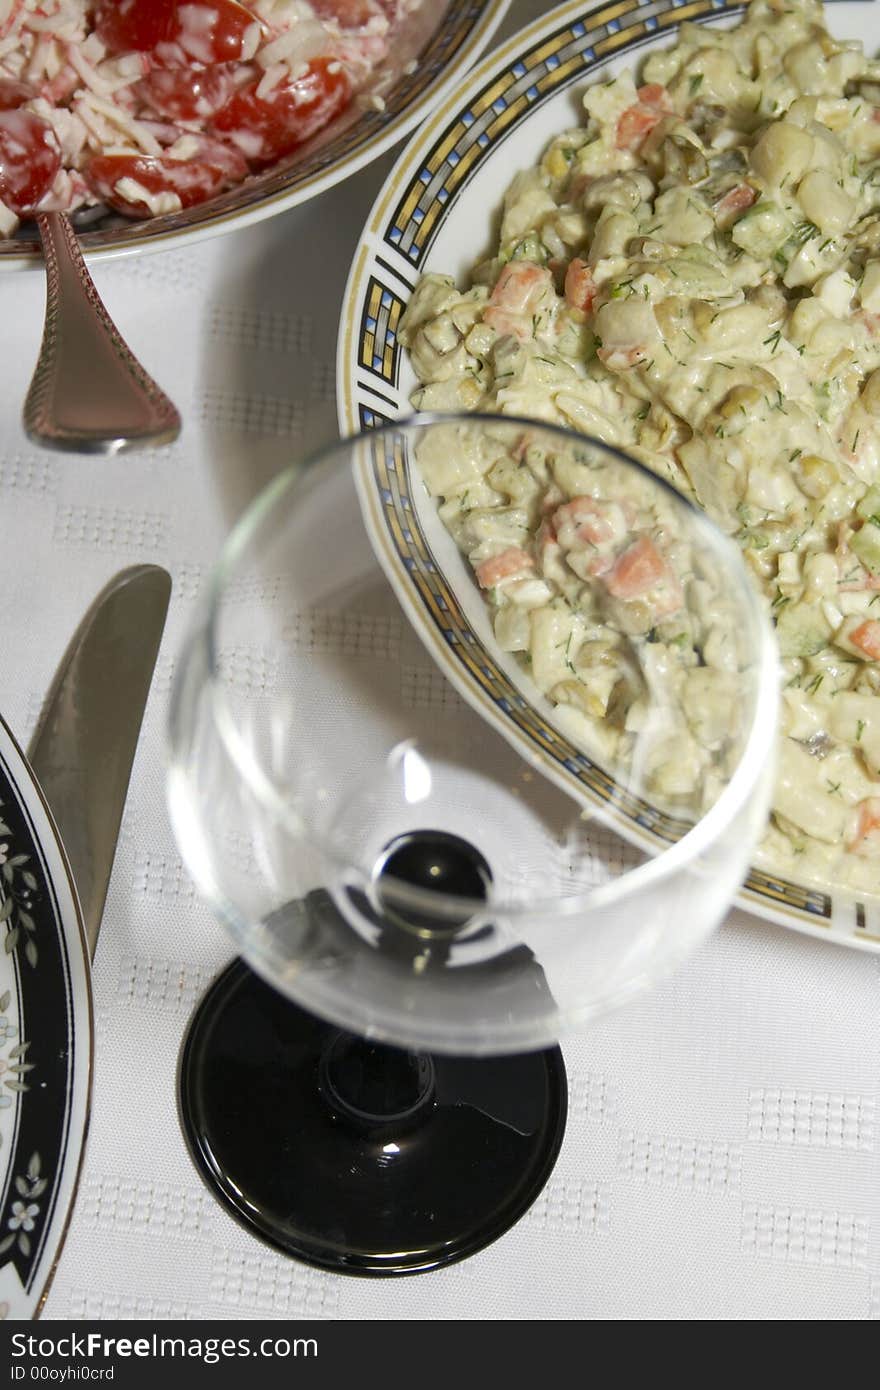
[399,0,880,891]
[413,419,758,822]
[0,1,421,229]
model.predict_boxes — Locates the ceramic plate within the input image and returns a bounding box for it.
[0,716,92,1319]
[1,0,511,269]
[338,0,880,952]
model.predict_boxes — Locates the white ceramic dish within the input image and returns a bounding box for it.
[0,716,92,1319]
[338,0,880,952]
[0,0,511,270]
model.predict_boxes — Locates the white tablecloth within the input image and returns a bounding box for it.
[0,0,877,1321]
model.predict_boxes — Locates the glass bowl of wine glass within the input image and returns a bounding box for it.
[167,412,778,1275]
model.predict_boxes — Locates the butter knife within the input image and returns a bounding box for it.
[27,565,172,959]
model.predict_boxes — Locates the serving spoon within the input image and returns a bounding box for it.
[0,81,181,455]
[22,210,182,455]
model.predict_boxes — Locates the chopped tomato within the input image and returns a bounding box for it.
[849,619,880,661]
[310,0,384,26]
[475,548,534,589]
[133,65,239,122]
[603,536,669,600]
[85,140,247,216]
[563,257,596,314]
[615,86,670,151]
[0,108,61,215]
[182,135,249,181]
[0,76,34,111]
[849,797,880,854]
[93,0,174,53]
[94,0,259,65]
[211,58,352,169]
[715,183,757,226]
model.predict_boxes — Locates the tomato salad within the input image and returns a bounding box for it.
[0,0,422,231]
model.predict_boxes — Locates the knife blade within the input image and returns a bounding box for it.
[27,565,172,959]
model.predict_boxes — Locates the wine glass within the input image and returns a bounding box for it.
[168,413,778,1275]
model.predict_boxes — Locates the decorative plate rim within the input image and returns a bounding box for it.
[337,0,880,952]
[0,0,513,272]
[0,712,93,1319]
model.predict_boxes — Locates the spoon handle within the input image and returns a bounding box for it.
[23,211,181,455]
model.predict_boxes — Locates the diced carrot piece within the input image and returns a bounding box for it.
[849,619,880,660]
[603,536,668,599]
[616,103,664,150]
[553,496,614,545]
[489,260,549,312]
[615,86,670,150]
[484,261,552,341]
[563,257,596,313]
[849,797,880,853]
[636,83,670,109]
[474,547,534,589]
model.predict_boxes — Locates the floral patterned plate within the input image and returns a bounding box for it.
[0,715,91,1319]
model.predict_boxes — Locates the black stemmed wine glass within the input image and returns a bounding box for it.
[168,414,777,1275]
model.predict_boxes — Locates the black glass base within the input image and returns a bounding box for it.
[179,960,568,1276]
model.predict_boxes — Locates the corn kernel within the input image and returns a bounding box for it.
[718,385,763,419]
[545,147,571,180]
[795,454,837,499]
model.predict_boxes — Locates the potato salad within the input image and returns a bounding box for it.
[412,419,758,823]
[398,0,880,891]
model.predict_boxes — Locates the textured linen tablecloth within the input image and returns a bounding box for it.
[0,1,878,1322]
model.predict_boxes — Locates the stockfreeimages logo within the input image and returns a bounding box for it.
[10,1333,317,1373]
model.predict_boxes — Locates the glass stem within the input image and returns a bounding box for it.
[318,1031,436,1130]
